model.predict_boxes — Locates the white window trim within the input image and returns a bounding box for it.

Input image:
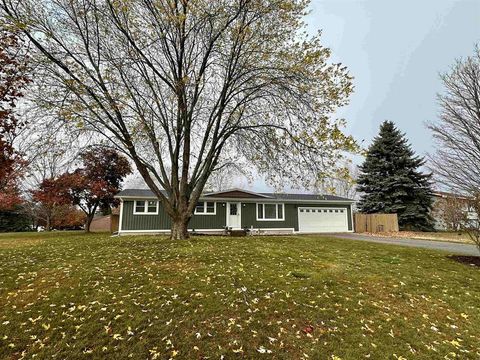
[194,201,217,215]
[133,200,159,215]
[256,203,285,221]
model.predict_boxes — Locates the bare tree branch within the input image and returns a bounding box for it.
[428,45,480,197]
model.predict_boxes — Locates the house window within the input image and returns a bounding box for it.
[195,201,216,215]
[147,201,157,213]
[135,201,145,213]
[134,200,158,215]
[256,203,285,221]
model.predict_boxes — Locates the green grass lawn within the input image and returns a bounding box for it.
[0,232,479,359]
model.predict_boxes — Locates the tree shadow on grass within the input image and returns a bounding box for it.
[447,255,480,267]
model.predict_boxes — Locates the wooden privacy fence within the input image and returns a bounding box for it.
[354,213,399,233]
[111,214,119,233]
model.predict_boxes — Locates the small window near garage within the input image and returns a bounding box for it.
[134,200,158,214]
[264,204,277,219]
[257,203,285,221]
[257,203,264,218]
[195,201,216,215]
[277,204,283,218]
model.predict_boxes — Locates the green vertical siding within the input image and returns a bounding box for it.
[121,200,227,231]
[121,201,170,230]
[241,203,297,229]
[189,203,226,230]
[121,200,352,232]
[241,202,352,231]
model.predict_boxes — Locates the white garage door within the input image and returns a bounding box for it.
[298,207,349,233]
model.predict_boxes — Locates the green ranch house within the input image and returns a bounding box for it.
[115,188,355,235]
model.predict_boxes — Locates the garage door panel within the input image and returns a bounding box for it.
[298,207,348,232]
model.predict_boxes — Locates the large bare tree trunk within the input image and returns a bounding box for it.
[170,214,190,240]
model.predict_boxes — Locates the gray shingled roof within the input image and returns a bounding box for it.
[116,189,165,197]
[116,189,354,202]
[259,193,353,201]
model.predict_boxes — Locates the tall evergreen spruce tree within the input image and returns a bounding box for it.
[357,121,433,230]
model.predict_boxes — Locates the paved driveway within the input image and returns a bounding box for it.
[327,233,479,256]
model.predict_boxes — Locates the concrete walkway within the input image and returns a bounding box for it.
[327,233,479,256]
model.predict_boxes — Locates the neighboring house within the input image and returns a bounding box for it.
[431,191,478,230]
[115,188,355,235]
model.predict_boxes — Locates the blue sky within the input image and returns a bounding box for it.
[246,0,480,192]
